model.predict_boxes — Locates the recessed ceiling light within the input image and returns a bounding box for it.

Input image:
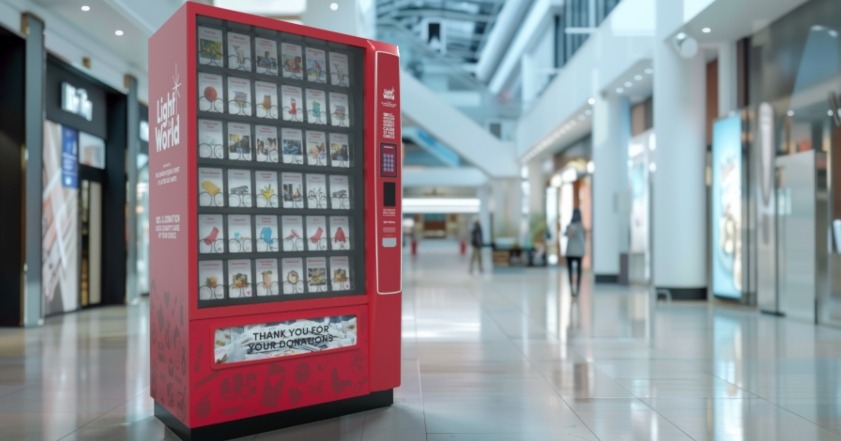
[829,110,835,117]
[81,5,90,12]
[115,29,124,36]
[585,110,592,116]
[330,2,339,10]
[625,81,633,88]
[702,27,712,33]
[676,32,687,40]
[616,87,624,93]
[787,110,794,117]
[645,68,653,75]
[634,74,643,81]
[587,97,595,105]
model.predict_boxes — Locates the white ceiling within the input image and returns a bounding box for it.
[678,0,811,43]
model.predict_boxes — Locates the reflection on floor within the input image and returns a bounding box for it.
[2,240,841,440]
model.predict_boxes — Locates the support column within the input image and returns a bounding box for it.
[23,13,45,327]
[652,36,708,299]
[717,42,738,117]
[490,178,523,242]
[592,95,631,282]
[478,184,492,272]
[125,75,140,306]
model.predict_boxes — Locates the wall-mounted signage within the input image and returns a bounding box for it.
[61,82,93,121]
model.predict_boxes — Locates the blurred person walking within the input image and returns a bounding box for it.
[469,217,483,274]
[565,208,586,295]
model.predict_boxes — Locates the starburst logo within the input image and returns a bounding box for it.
[155,65,182,152]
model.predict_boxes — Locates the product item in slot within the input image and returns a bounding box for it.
[329,52,349,87]
[228,259,253,298]
[227,169,252,208]
[256,215,279,253]
[329,92,350,127]
[227,122,252,161]
[330,256,351,291]
[306,130,328,166]
[281,215,304,252]
[198,26,223,66]
[305,47,327,83]
[198,119,224,159]
[306,89,327,125]
[306,216,327,251]
[306,174,327,209]
[281,128,304,165]
[255,81,278,119]
[227,77,252,116]
[198,168,224,207]
[256,258,279,296]
[330,216,350,250]
[255,37,278,75]
[329,175,350,209]
[281,258,304,294]
[254,125,279,163]
[255,170,279,208]
[199,260,225,300]
[227,32,252,71]
[199,214,225,254]
[306,257,328,292]
[227,215,253,253]
[198,73,224,113]
[281,43,304,79]
[281,172,304,209]
[329,133,350,168]
[281,85,303,122]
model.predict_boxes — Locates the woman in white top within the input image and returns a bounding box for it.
[564,208,586,295]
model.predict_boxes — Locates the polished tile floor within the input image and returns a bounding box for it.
[2,240,841,440]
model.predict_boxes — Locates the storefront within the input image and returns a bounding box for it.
[547,138,592,268]
[41,56,128,315]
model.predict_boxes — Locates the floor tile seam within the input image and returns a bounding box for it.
[51,387,152,440]
[739,392,841,436]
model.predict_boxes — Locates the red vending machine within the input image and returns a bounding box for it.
[148,3,401,439]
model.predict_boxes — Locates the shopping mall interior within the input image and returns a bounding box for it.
[1,0,841,439]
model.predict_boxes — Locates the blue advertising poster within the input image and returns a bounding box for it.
[61,126,79,188]
[711,116,743,299]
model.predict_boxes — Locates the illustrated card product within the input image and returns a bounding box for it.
[281,216,304,252]
[198,73,224,113]
[281,257,304,294]
[227,214,253,253]
[329,216,350,250]
[198,119,224,159]
[255,125,278,163]
[227,77,252,116]
[255,37,278,75]
[281,43,304,79]
[329,92,350,127]
[198,26,223,66]
[281,172,304,209]
[305,130,328,166]
[330,256,351,291]
[227,169,252,208]
[306,216,327,251]
[198,168,224,208]
[255,170,278,208]
[227,122,252,161]
[255,258,279,296]
[228,259,253,298]
[199,260,225,300]
[329,175,350,209]
[306,174,327,209]
[306,89,327,124]
[199,214,224,254]
[306,257,328,293]
[329,52,349,87]
[227,32,252,71]
[281,128,304,165]
[329,133,350,168]
[281,85,303,122]
[305,47,327,83]
[254,81,278,119]
[255,215,279,252]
